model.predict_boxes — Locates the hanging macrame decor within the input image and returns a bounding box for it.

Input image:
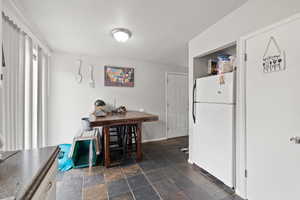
[262,36,286,73]
[2,45,5,67]
[0,45,5,83]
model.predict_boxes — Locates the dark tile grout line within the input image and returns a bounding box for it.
[122,167,137,200]
[141,151,187,199]
[103,169,110,200]
[152,160,193,199]
[81,174,84,200]
[119,158,163,200]
[140,165,163,200]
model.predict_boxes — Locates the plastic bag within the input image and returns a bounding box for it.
[58,144,73,172]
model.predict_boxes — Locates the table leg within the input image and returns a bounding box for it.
[136,122,142,161]
[104,127,110,167]
[128,125,132,157]
[89,139,93,169]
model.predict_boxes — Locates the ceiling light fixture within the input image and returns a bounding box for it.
[111,28,132,43]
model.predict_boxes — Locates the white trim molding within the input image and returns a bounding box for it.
[165,71,188,139]
[142,137,167,143]
[187,159,193,164]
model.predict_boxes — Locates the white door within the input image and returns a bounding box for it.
[166,73,188,139]
[246,16,300,200]
[194,103,234,187]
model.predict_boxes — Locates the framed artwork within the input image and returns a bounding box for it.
[104,66,134,87]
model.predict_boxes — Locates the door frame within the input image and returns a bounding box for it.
[165,72,188,139]
[240,13,300,199]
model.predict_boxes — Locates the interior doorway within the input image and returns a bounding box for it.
[166,72,188,139]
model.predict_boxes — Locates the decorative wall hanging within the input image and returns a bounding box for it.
[89,64,95,88]
[2,45,5,67]
[262,36,286,73]
[104,66,134,87]
[75,59,83,83]
[0,45,5,85]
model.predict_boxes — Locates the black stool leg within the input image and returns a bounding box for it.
[132,125,137,153]
[122,126,128,161]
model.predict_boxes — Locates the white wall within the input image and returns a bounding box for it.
[188,0,300,198]
[48,52,187,146]
[0,0,3,145]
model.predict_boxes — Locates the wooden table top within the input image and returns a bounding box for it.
[90,111,159,127]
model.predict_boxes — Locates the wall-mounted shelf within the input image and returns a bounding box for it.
[193,44,237,79]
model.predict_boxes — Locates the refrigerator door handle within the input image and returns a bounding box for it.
[192,80,196,123]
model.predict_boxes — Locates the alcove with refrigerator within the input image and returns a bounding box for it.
[192,44,237,188]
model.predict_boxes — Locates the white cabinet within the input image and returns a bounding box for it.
[32,160,57,200]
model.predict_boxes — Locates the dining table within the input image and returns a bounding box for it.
[89,111,159,167]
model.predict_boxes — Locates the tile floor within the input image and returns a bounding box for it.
[57,137,243,200]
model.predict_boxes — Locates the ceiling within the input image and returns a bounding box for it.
[15,0,247,67]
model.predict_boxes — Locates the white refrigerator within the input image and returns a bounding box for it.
[192,72,235,187]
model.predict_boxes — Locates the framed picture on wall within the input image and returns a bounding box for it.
[104,66,134,87]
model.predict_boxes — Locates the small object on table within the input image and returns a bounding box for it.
[95,99,106,109]
[94,110,107,117]
[113,105,127,114]
[93,99,111,117]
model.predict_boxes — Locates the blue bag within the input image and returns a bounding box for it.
[58,144,73,172]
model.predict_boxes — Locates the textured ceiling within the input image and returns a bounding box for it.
[15,0,247,67]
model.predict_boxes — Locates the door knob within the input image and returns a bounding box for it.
[290,136,300,144]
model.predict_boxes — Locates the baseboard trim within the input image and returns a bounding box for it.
[235,189,247,200]
[166,135,188,140]
[193,163,235,191]
[142,137,167,143]
[188,159,194,164]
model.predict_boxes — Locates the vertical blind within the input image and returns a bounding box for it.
[0,14,50,151]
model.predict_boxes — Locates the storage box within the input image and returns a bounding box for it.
[71,140,98,168]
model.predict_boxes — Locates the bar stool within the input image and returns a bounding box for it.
[126,124,138,155]
[100,124,139,165]
[101,125,128,164]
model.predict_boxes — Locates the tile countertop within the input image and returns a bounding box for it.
[0,146,59,200]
